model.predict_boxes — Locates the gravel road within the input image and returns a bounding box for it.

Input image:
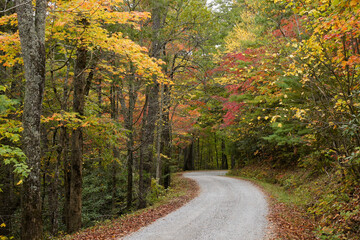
[123,171,268,240]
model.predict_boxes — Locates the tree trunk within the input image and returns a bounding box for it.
[68,47,87,233]
[16,0,47,239]
[200,139,203,169]
[126,79,135,209]
[161,84,171,188]
[62,127,71,231]
[126,146,133,209]
[231,154,236,170]
[214,132,219,169]
[138,96,148,209]
[207,138,211,169]
[111,148,119,214]
[139,0,162,207]
[118,67,137,209]
[49,132,60,235]
[221,140,228,169]
[110,82,120,214]
[156,83,164,181]
[138,84,159,208]
[183,142,194,171]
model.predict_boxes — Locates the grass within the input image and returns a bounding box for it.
[228,167,318,239]
[242,176,298,203]
[228,168,314,207]
[229,164,360,239]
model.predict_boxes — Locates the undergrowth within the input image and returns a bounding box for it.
[56,173,197,240]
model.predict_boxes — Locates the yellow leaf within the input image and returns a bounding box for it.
[16,180,23,185]
[278,123,283,128]
[0,223,6,227]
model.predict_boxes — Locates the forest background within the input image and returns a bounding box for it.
[0,0,359,239]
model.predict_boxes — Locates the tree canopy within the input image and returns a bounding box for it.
[0,0,359,239]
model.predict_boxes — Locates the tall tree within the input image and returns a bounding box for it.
[138,0,165,208]
[68,46,88,233]
[15,0,47,239]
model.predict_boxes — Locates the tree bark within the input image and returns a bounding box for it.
[138,0,164,208]
[156,83,164,181]
[68,47,87,233]
[214,132,219,169]
[62,127,71,231]
[138,96,148,209]
[126,79,135,209]
[111,148,119,214]
[200,139,203,169]
[231,154,236,170]
[118,66,137,209]
[16,0,47,239]
[221,140,228,169]
[161,84,171,188]
[183,142,194,171]
[49,131,60,236]
[138,84,159,208]
[110,81,120,214]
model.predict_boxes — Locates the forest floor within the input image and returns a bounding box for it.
[59,173,199,240]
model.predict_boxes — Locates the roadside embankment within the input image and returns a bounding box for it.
[58,173,199,240]
[229,163,360,240]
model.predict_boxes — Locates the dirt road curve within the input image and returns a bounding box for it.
[122,171,268,240]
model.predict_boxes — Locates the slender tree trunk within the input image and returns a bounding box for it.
[62,127,71,231]
[118,67,137,209]
[156,83,164,181]
[68,47,87,233]
[231,154,236,170]
[49,133,60,235]
[183,147,188,170]
[207,138,211,169]
[197,137,200,170]
[183,142,194,171]
[161,84,171,188]
[16,0,47,238]
[97,78,102,117]
[126,80,135,209]
[139,96,148,208]
[42,127,59,237]
[110,82,120,214]
[214,132,219,169]
[127,146,133,208]
[200,139,203,169]
[221,140,228,169]
[138,0,163,208]
[61,57,71,229]
[139,84,159,208]
[111,148,119,214]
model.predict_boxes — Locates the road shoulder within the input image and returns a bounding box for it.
[59,173,199,240]
[227,174,316,240]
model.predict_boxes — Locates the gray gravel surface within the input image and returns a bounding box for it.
[122,171,268,240]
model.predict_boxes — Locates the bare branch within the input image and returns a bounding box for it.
[0,0,32,13]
